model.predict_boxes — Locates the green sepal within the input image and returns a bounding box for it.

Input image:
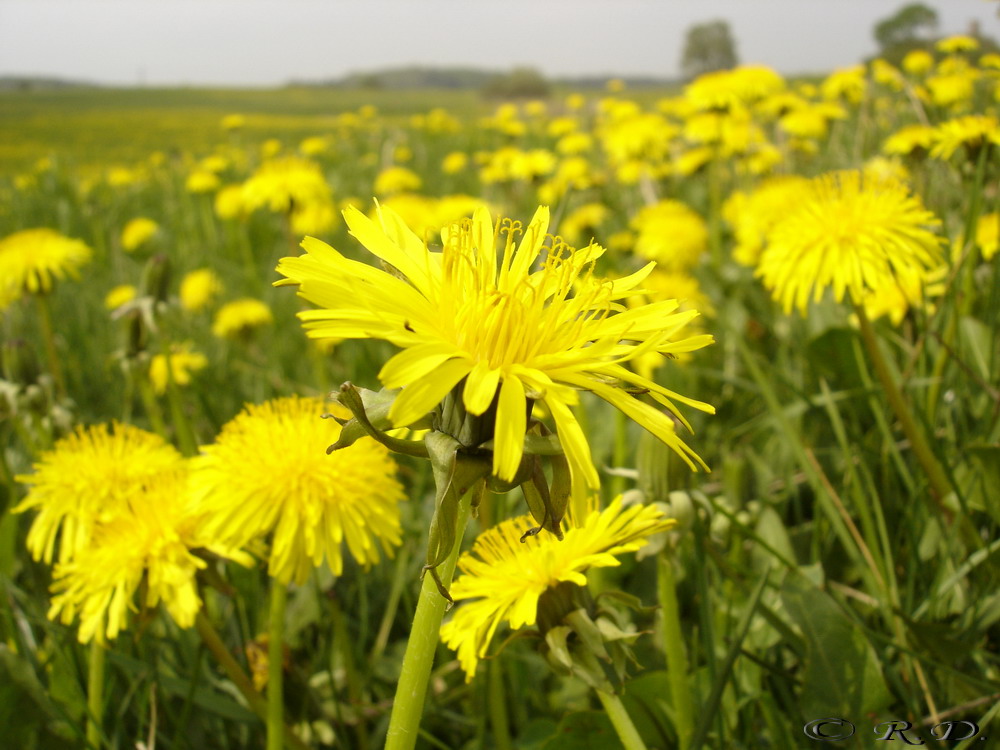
[421,431,490,603]
[520,457,566,540]
[326,382,429,457]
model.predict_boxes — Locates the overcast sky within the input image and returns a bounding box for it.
[1,0,997,86]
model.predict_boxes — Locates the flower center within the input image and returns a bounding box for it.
[435,219,612,370]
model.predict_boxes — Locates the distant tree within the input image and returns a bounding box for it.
[680,20,738,80]
[873,3,938,51]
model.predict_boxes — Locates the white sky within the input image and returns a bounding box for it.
[0,0,997,86]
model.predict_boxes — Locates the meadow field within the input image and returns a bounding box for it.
[1,44,999,750]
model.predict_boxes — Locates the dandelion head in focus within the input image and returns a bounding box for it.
[121,217,160,252]
[0,228,92,310]
[180,268,224,312]
[276,203,714,497]
[755,170,944,315]
[439,498,674,680]
[14,423,186,564]
[212,298,273,340]
[191,396,405,584]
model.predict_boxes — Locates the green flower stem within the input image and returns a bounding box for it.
[657,549,694,750]
[384,488,474,750]
[488,659,513,750]
[596,689,648,750]
[86,640,105,749]
[854,303,953,509]
[159,338,198,456]
[136,374,169,441]
[267,582,288,750]
[194,610,310,750]
[35,293,66,399]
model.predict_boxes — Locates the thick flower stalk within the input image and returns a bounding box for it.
[276,203,715,497]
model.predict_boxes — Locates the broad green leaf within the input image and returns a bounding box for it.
[780,574,891,720]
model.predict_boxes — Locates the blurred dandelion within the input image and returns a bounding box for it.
[756,170,943,315]
[191,396,405,584]
[15,422,186,564]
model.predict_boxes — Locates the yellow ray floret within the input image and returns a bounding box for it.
[440,497,675,680]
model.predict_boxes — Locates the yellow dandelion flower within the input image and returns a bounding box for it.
[0,228,92,310]
[975,212,999,261]
[214,184,246,220]
[863,156,911,184]
[212,298,273,339]
[276,203,714,496]
[821,65,867,103]
[440,498,674,680]
[242,156,331,214]
[104,284,137,310]
[937,35,979,54]
[756,170,944,314]
[221,113,246,131]
[377,194,483,241]
[191,396,405,584]
[185,170,220,194]
[48,470,245,643]
[685,65,785,110]
[120,217,159,252]
[902,50,934,76]
[442,151,469,175]
[374,166,422,196]
[883,124,937,156]
[930,114,1000,160]
[557,202,610,246]
[860,265,946,327]
[927,71,977,108]
[261,138,283,158]
[180,268,224,312]
[149,342,208,395]
[299,136,331,157]
[724,175,811,267]
[14,423,186,564]
[631,200,708,272]
[291,199,339,236]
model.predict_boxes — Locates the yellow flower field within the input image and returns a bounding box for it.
[1,38,999,750]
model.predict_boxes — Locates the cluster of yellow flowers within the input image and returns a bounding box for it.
[16,398,406,642]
